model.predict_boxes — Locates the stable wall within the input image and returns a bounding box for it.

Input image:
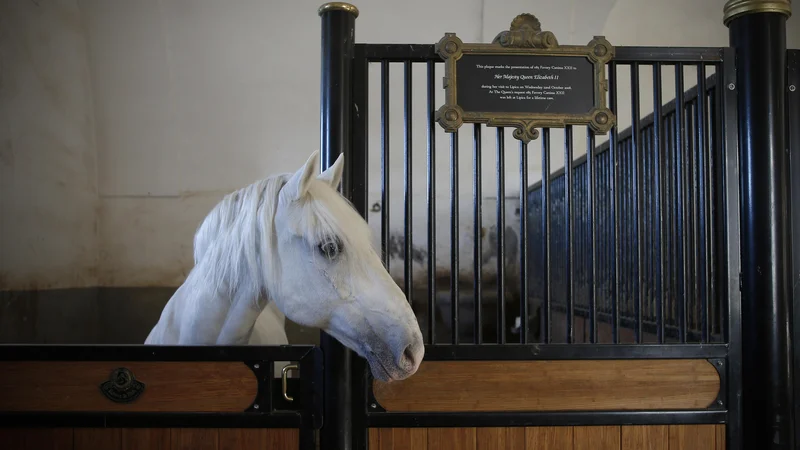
[0,0,99,291]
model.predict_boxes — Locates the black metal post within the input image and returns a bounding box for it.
[319,3,358,450]
[786,48,799,450]
[724,1,794,448]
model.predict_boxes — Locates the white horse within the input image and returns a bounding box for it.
[145,151,425,382]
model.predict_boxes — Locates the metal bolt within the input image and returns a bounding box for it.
[253,404,260,410]
[715,360,723,367]
[253,364,260,369]
[790,85,797,92]
[717,400,723,406]
[370,403,377,409]
[728,83,735,90]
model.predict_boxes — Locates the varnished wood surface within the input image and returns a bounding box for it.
[369,425,724,449]
[0,428,299,450]
[374,359,720,412]
[0,361,257,412]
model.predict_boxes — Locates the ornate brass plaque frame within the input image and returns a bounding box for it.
[435,13,616,142]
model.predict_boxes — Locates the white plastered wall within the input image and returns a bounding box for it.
[1,0,798,291]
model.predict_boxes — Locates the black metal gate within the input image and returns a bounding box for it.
[316,3,796,450]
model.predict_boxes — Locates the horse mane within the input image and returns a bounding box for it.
[191,173,288,303]
[189,170,380,307]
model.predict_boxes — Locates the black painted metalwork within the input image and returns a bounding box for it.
[474,124,483,344]
[728,12,794,450]
[787,48,800,450]
[319,6,357,450]
[427,60,437,345]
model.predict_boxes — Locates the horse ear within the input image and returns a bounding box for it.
[281,150,319,202]
[318,152,344,188]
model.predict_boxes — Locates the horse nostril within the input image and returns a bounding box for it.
[400,344,417,369]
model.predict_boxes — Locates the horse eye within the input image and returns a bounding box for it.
[318,238,343,260]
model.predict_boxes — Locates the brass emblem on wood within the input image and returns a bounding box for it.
[99,367,146,403]
[435,13,616,142]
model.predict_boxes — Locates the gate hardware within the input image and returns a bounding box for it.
[99,367,146,403]
[282,363,299,402]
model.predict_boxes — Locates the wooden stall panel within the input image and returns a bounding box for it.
[367,425,725,449]
[0,428,299,450]
[574,426,621,450]
[373,360,720,412]
[0,362,257,412]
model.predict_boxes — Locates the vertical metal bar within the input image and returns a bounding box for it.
[403,61,413,305]
[728,8,793,448]
[586,127,597,344]
[520,140,529,343]
[318,4,357,449]
[473,124,483,344]
[675,63,688,344]
[608,62,620,343]
[653,62,665,344]
[696,65,710,343]
[785,48,799,450]
[564,125,574,343]
[541,128,552,343]
[631,63,643,343]
[348,44,370,450]
[690,97,701,340]
[720,45,742,450]
[710,77,722,339]
[496,128,506,344]
[451,131,460,345]
[426,61,436,345]
[380,60,390,269]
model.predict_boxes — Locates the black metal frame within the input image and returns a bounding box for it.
[787,48,799,449]
[329,40,746,449]
[0,345,323,433]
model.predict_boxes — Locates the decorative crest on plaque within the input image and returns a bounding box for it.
[435,13,616,142]
[492,13,559,49]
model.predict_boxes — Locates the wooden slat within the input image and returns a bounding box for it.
[170,428,218,450]
[373,360,720,412]
[428,428,476,450]
[121,429,170,450]
[265,430,299,449]
[525,426,573,450]
[669,425,717,450]
[369,429,381,449]
[621,425,668,450]
[476,428,525,450]
[219,429,264,450]
[0,362,257,412]
[0,428,27,450]
[74,428,122,450]
[714,425,725,450]
[10,429,74,450]
[574,426,620,450]
[378,429,427,450]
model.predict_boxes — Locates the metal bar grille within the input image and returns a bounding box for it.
[361,46,731,348]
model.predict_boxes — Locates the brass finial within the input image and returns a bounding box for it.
[318,2,359,18]
[723,0,791,26]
